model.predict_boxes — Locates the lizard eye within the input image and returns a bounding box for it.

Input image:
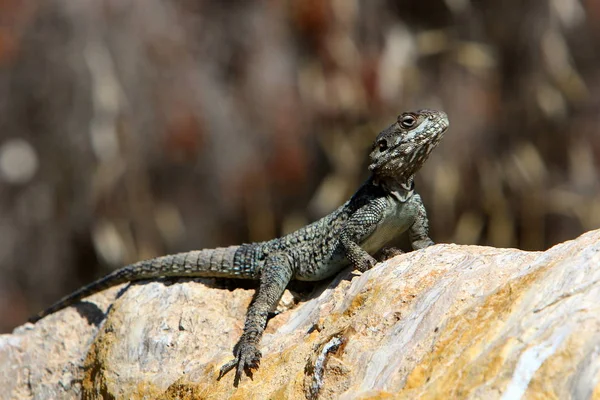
[399,114,416,128]
[378,140,388,151]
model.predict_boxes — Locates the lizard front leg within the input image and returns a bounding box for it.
[218,252,293,386]
[339,201,385,272]
[408,193,435,250]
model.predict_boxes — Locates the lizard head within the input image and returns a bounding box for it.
[368,109,449,181]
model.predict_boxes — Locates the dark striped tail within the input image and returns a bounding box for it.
[29,245,250,323]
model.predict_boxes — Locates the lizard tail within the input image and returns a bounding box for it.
[30,245,249,323]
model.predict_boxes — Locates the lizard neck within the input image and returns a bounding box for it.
[372,174,414,203]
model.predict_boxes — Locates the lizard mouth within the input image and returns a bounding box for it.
[368,149,403,174]
[369,129,448,174]
[368,156,388,172]
[368,148,405,174]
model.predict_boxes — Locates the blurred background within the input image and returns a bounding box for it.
[1,0,599,333]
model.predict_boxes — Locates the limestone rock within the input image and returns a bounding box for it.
[2,230,600,399]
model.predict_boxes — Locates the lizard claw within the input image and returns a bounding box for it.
[217,342,262,387]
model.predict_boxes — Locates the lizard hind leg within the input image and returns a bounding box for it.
[217,252,294,386]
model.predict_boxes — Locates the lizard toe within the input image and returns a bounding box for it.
[226,342,261,386]
[217,358,238,381]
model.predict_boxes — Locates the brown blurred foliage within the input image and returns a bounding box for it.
[0,0,599,332]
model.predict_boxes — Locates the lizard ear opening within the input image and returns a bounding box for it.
[377,140,388,151]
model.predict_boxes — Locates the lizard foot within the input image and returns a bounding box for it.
[356,255,377,273]
[412,238,435,250]
[377,247,404,262]
[217,342,262,386]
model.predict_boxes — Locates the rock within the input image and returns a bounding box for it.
[2,230,600,399]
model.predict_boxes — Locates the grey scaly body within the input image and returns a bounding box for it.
[30,109,449,386]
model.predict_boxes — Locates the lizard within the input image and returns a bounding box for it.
[29,108,449,386]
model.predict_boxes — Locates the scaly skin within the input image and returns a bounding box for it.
[30,109,449,386]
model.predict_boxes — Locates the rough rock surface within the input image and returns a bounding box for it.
[2,230,600,399]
